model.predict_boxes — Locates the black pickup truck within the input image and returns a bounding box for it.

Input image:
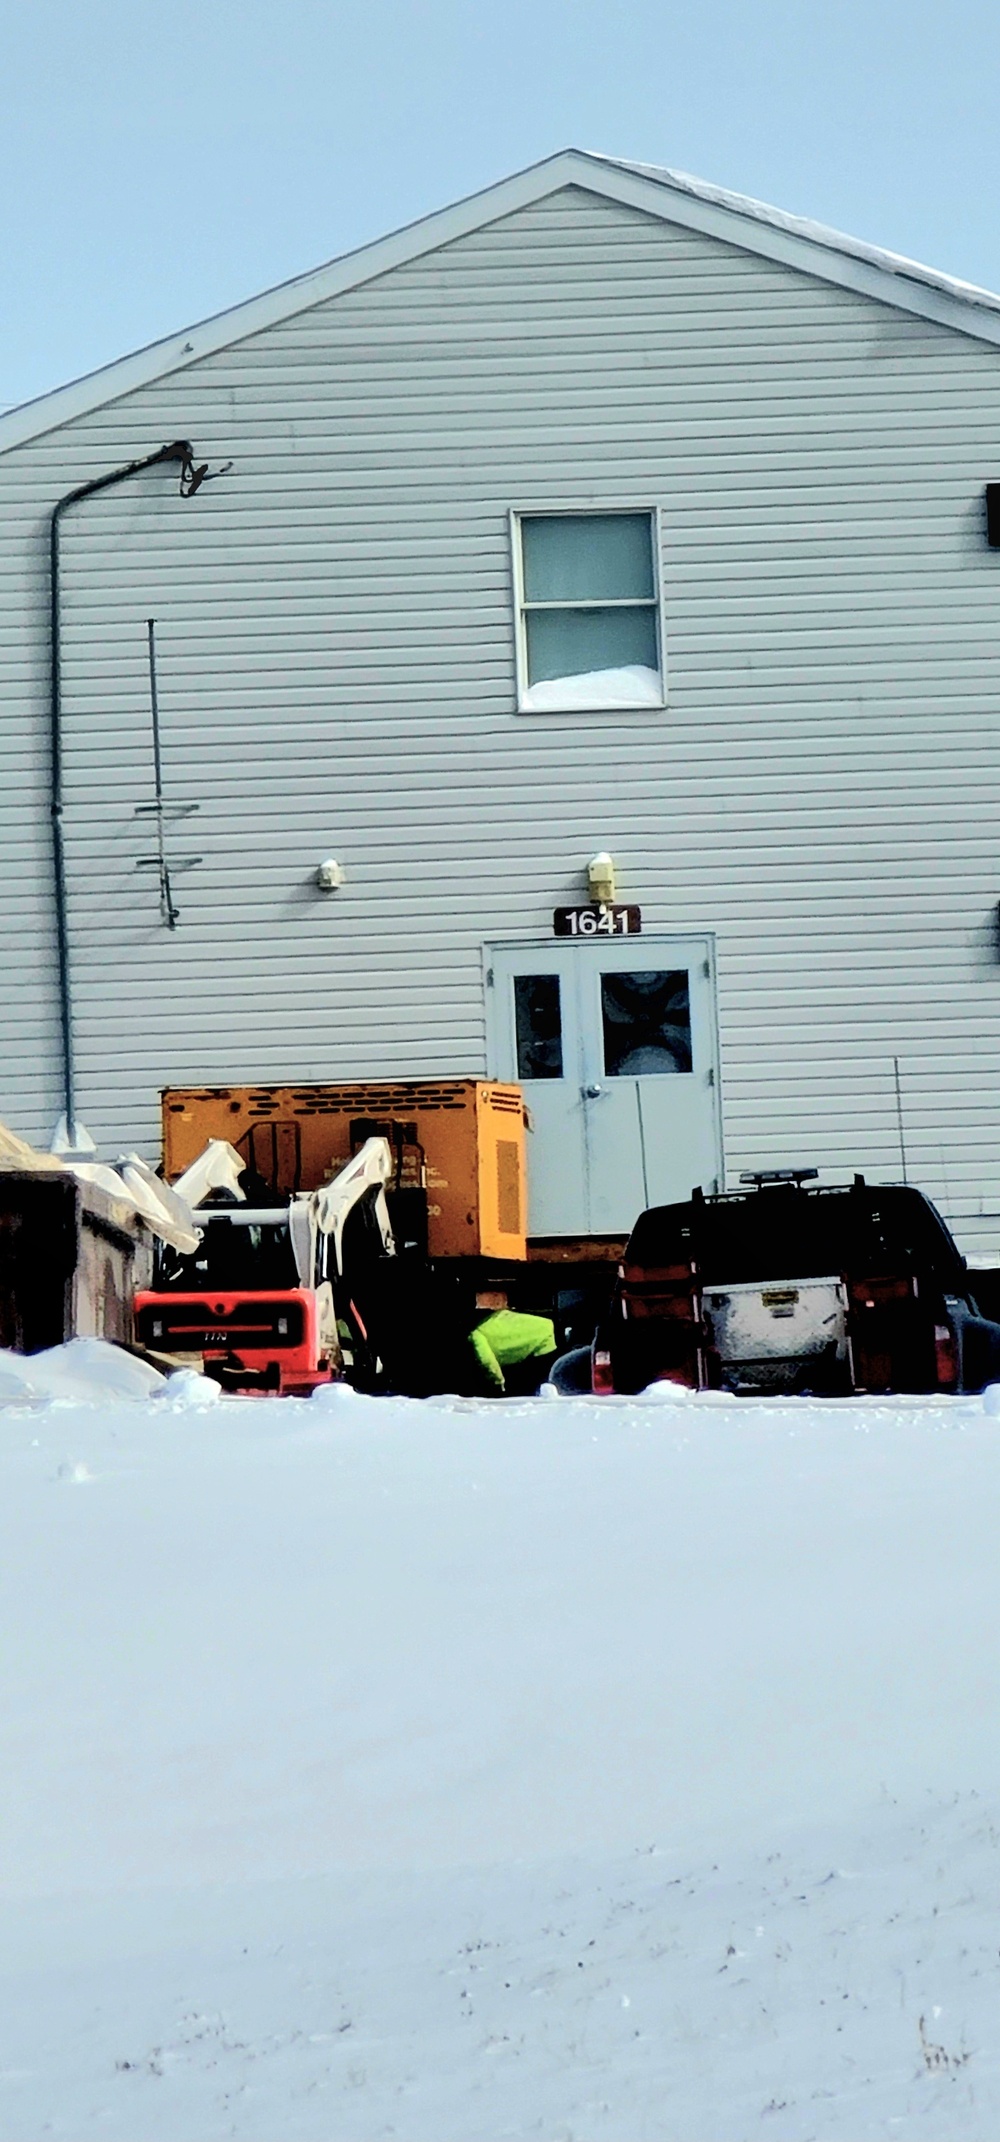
[554,1171,1000,1398]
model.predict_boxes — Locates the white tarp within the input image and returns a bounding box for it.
[0,1112,204,1252]
[65,1156,201,1253]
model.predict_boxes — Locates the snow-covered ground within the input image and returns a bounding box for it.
[2,1344,1000,2138]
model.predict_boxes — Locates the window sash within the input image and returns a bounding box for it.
[524,604,659,688]
[520,511,656,604]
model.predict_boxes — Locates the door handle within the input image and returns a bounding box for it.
[582,1083,603,1099]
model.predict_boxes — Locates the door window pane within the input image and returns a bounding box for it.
[600,970,692,1076]
[514,974,564,1080]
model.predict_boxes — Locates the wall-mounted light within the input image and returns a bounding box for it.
[316,858,345,891]
[587,851,616,903]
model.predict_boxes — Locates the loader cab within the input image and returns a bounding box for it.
[154,1208,300,1292]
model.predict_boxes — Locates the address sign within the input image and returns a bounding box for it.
[553,904,642,938]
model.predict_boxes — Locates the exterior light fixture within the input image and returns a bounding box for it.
[587,851,616,903]
[316,858,345,891]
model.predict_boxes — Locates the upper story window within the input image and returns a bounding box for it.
[512,509,664,712]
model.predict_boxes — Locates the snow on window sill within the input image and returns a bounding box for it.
[519,665,664,713]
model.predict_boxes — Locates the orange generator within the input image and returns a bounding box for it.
[162,1079,528,1263]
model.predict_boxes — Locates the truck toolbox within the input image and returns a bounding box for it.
[703,1275,851,1394]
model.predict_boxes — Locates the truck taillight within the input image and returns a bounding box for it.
[592,1346,614,1394]
[934,1322,958,1390]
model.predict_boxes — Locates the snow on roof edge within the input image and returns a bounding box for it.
[593,153,1000,317]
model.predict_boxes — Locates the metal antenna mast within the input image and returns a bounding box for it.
[147,619,177,927]
[134,617,201,927]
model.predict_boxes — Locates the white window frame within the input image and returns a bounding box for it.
[510,504,667,714]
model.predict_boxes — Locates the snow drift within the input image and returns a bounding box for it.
[1,1349,999,2136]
[520,662,662,709]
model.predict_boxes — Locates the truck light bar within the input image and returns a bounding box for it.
[739,1169,819,1188]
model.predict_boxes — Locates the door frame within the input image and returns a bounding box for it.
[483,931,726,1215]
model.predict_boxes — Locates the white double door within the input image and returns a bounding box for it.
[486,936,723,1237]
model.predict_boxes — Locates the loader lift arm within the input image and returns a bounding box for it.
[289,1137,395,1287]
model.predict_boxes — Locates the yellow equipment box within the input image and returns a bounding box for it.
[162,1079,527,1262]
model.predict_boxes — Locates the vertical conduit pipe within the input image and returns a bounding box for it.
[48,441,197,1144]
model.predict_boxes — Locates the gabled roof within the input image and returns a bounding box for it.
[4,147,1000,455]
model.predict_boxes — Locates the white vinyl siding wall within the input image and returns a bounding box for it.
[2,185,1000,1243]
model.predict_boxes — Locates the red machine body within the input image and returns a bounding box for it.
[134,1285,333,1395]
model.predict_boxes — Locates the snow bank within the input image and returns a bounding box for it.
[0,1341,234,1412]
[0,1337,164,1408]
[2,1379,1000,2136]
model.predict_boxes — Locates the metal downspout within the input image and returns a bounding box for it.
[48,440,201,1147]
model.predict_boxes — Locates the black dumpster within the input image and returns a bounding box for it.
[0,1170,150,1355]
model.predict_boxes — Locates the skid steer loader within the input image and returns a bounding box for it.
[135,1137,397,1394]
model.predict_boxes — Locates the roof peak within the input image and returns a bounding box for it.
[3,147,999,458]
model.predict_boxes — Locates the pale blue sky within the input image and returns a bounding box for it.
[3,0,998,411]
